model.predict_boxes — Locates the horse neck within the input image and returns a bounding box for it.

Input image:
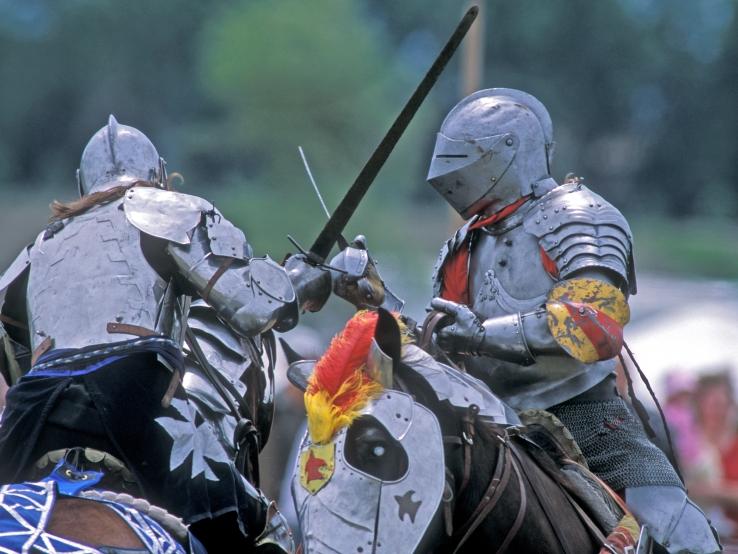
[448,423,599,553]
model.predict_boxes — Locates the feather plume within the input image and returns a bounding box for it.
[304,310,410,444]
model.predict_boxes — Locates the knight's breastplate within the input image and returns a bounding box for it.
[27,200,169,351]
[468,221,552,319]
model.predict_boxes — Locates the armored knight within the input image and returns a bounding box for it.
[0,116,333,552]
[427,89,721,553]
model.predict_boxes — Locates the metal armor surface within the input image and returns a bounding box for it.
[26,199,169,351]
[124,187,214,245]
[78,115,164,195]
[183,300,274,457]
[428,88,554,218]
[401,344,519,425]
[167,224,297,337]
[523,182,636,294]
[431,190,620,410]
[0,245,31,311]
[625,486,722,554]
[293,390,445,554]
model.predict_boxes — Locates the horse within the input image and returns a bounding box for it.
[285,309,648,554]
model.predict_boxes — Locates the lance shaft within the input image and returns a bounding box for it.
[308,6,479,262]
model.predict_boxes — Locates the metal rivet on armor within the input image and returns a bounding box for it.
[589,203,594,207]
[535,219,540,224]
[578,307,585,314]
[504,239,513,246]
[554,208,559,213]
[490,176,496,182]
[498,259,507,267]
[543,215,547,220]
[505,137,514,146]
[549,226,553,230]
[597,203,601,207]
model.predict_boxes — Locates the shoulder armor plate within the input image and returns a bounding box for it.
[523,183,636,294]
[0,244,32,309]
[204,210,252,260]
[123,187,213,244]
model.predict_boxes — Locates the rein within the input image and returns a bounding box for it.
[446,413,607,554]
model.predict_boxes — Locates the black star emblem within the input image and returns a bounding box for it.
[394,490,422,523]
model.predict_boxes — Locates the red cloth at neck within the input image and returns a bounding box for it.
[440,196,531,305]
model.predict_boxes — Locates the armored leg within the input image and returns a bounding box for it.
[548,376,721,553]
[625,486,720,554]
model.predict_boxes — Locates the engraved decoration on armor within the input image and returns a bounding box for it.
[546,277,629,363]
[474,269,548,315]
[27,201,168,351]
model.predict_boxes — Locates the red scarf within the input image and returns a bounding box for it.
[440,196,531,305]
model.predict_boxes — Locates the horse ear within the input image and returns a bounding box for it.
[366,308,401,388]
[279,338,305,364]
[374,308,401,364]
[287,360,315,392]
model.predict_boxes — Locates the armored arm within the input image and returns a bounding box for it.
[433,184,633,365]
[125,187,324,336]
[167,220,300,336]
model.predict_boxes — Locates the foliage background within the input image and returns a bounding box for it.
[0,0,736,316]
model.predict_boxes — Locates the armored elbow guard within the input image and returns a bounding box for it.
[546,277,629,363]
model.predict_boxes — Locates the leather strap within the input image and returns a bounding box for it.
[419,310,447,351]
[458,404,479,497]
[31,336,53,366]
[496,451,528,554]
[452,438,512,553]
[202,258,234,302]
[160,370,182,409]
[106,322,157,337]
[0,313,27,331]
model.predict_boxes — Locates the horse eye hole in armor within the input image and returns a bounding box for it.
[344,416,409,481]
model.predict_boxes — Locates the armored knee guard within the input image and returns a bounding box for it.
[625,486,721,554]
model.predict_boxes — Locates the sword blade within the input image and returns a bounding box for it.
[308,6,479,261]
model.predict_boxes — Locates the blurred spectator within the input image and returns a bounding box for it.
[673,371,738,539]
[663,371,700,469]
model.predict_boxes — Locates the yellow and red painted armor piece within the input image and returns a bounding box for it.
[298,442,335,495]
[546,278,630,363]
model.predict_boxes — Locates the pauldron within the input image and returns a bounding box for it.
[523,182,636,294]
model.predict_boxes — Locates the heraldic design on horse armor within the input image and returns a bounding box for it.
[427,89,721,553]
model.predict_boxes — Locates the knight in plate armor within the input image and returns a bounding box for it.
[427,89,721,553]
[0,116,332,553]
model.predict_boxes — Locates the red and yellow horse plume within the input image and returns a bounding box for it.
[305,310,384,444]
